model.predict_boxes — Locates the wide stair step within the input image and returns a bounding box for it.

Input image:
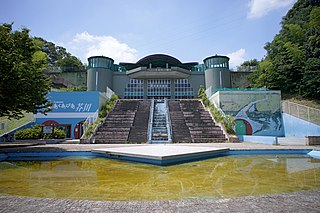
[128,100,151,143]
[178,99,227,143]
[92,100,139,144]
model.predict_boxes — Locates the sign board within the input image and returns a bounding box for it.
[43,126,54,134]
[47,92,100,113]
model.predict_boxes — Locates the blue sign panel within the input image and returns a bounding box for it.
[47,92,100,113]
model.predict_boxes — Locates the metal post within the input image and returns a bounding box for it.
[95,71,98,91]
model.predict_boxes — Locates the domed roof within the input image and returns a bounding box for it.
[120,54,198,70]
[136,54,182,67]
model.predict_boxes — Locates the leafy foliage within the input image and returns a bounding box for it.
[43,128,66,139]
[15,124,66,140]
[33,37,84,72]
[249,0,320,99]
[84,94,119,138]
[99,94,119,118]
[236,59,259,72]
[14,125,42,140]
[0,23,52,119]
[198,87,235,134]
[59,86,87,91]
[84,118,103,138]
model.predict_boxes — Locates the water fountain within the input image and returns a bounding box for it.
[148,99,172,143]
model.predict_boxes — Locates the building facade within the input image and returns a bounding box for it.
[87,54,232,99]
[35,91,107,139]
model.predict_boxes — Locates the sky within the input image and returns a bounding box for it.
[0,0,297,69]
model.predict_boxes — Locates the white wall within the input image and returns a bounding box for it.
[282,113,320,138]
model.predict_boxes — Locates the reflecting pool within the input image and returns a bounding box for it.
[0,155,319,201]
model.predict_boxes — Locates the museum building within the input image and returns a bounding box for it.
[86,54,234,99]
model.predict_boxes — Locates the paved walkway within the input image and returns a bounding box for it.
[1,190,319,213]
[0,141,319,153]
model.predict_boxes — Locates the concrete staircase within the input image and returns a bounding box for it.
[168,100,192,143]
[93,100,139,143]
[128,100,151,143]
[93,99,226,144]
[179,100,227,143]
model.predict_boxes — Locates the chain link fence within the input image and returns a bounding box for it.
[282,101,320,125]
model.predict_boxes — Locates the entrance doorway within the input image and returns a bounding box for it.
[235,119,252,135]
[74,120,85,139]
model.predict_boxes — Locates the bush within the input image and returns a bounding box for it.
[223,115,236,134]
[198,87,235,134]
[59,86,87,91]
[84,118,103,138]
[15,125,42,140]
[43,129,66,139]
[53,129,66,139]
[15,124,66,140]
[99,94,118,118]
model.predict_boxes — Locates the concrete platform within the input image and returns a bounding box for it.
[92,144,229,166]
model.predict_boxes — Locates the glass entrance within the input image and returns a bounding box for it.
[147,79,171,99]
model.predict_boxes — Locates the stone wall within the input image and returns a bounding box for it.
[305,136,320,145]
[60,71,87,86]
[230,72,251,88]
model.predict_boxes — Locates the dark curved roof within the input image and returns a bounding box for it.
[120,54,198,70]
[88,55,114,62]
[203,55,229,62]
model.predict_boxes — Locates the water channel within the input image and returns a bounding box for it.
[149,100,171,143]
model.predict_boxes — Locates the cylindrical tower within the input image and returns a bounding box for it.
[87,56,114,92]
[204,55,231,89]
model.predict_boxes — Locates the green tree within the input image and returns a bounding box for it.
[0,23,52,119]
[34,37,84,72]
[58,55,84,72]
[249,0,320,99]
[236,59,258,72]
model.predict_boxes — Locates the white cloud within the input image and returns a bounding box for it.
[226,48,246,69]
[248,0,295,19]
[65,32,138,64]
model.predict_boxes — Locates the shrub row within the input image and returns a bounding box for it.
[15,125,66,140]
[99,94,119,118]
[84,94,119,138]
[198,86,235,134]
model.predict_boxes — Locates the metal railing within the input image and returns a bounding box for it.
[165,99,172,143]
[282,101,320,125]
[0,112,34,136]
[200,99,231,141]
[147,99,155,142]
[82,110,99,136]
[105,86,115,99]
[205,86,270,99]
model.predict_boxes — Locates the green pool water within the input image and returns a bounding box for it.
[0,155,319,201]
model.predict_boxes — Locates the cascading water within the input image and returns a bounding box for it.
[148,99,172,143]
